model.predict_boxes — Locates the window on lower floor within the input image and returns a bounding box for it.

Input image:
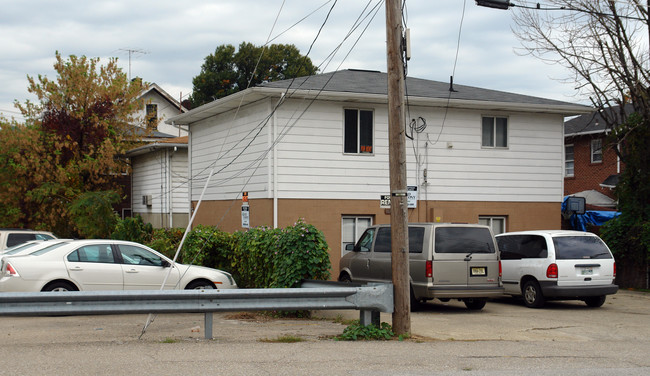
[479,216,506,235]
[341,216,372,256]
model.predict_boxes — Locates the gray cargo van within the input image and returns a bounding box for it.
[338,223,503,310]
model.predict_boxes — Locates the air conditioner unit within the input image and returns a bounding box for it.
[142,195,153,206]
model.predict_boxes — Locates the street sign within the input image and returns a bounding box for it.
[241,205,250,228]
[380,186,418,209]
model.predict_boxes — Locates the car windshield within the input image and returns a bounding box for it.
[435,227,495,254]
[552,236,613,259]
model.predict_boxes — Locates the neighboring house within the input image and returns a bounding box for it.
[166,69,590,273]
[136,83,188,138]
[117,83,189,223]
[126,136,189,229]
[564,106,626,209]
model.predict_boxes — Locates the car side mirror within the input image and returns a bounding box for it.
[161,260,171,268]
[345,243,357,252]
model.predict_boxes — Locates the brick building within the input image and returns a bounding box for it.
[564,107,626,209]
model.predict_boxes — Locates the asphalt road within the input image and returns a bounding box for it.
[0,290,648,375]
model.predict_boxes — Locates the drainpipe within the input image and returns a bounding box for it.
[168,146,177,228]
[273,98,279,228]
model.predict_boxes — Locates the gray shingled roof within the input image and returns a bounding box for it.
[261,69,584,108]
[169,69,590,125]
[564,104,633,136]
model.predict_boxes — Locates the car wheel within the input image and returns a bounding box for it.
[185,280,215,290]
[42,281,77,292]
[338,273,352,283]
[522,280,545,308]
[463,298,487,310]
[584,295,606,308]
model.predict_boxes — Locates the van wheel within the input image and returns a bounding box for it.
[584,295,606,307]
[463,298,486,310]
[522,280,545,308]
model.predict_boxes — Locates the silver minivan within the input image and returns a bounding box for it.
[338,223,503,310]
[496,230,618,308]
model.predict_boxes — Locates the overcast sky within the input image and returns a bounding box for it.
[0,0,586,121]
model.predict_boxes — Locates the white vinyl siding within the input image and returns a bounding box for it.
[188,99,565,204]
[131,149,188,214]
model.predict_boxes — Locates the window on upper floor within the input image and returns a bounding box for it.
[591,138,603,163]
[481,116,508,148]
[146,103,158,128]
[565,144,574,177]
[344,109,373,154]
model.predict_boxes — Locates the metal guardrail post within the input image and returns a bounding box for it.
[204,313,213,340]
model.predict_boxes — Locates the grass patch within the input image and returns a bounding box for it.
[259,335,305,343]
[161,337,179,343]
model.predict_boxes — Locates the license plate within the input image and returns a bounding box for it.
[581,267,593,276]
[470,267,487,276]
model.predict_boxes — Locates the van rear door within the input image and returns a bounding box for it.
[433,226,498,286]
[551,234,616,287]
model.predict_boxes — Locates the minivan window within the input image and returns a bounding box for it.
[497,235,547,260]
[373,227,425,253]
[357,229,375,252]
[435,227,495,254]
[553,236,613,259]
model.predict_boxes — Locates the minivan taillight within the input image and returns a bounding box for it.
[546,263,558,279]
[613,262,616,278]
[499,260,502,277]
[426,260,432,278]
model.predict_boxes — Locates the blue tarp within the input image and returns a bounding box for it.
[562,196,621,231]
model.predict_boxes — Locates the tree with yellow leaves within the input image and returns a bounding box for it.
[0,52,144,237]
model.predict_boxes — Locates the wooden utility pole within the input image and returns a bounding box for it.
[385,0,411,335]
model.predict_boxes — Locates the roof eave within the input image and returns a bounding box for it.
[126,143,188,157]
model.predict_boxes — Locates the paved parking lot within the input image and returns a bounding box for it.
[0,290,648,375]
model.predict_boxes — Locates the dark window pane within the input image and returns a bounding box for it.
[553,236,612,260]
[359,110,373,153]
[482,117,494,147]
[344,109,358,153]
[496,117,507,147]
[375,228,391,253]
[435,227,495,253]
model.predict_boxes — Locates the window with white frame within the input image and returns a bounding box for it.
[481,116,508,148]
[591,138,603,163]
[479,216,506,235]
[565,144,574,177]
[341,216,373,256]
[344,109,373,154]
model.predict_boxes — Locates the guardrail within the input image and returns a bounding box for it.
[0,282,393,339]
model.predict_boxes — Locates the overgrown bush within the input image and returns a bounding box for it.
[110,215,153,244]
[111,218,331,289]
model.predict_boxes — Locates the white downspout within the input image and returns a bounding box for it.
[273,99,279,228]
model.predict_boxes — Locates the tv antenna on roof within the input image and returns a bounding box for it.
[119,48,149,80]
